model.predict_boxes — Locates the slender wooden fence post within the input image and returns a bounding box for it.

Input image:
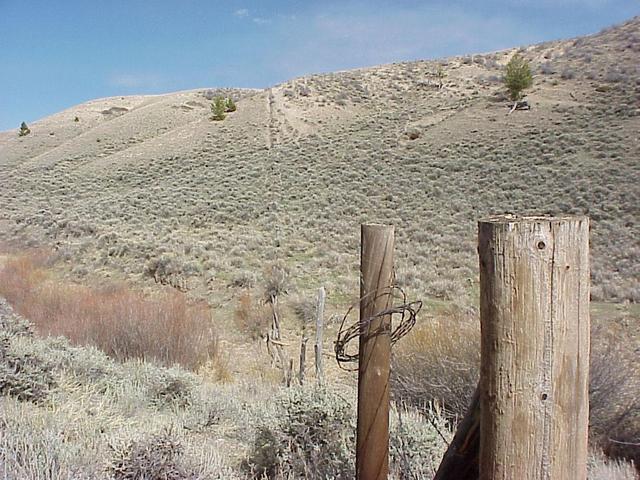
[315,286,325,386]
[435,215,590,479]
[299,325,308,385]
[479,215,590,479]
[357,224,394,480]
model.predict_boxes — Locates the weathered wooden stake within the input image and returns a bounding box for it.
[479,215,590,479]
[315,286,325,386]
[299,326,307,385]
[357,224,394,480]
[435,215,590,479]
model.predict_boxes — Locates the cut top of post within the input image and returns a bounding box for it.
[479,214,589,224]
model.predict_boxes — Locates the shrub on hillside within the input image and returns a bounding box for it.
[18,122,30,137]
[148,368,195,408]
[391,307,480,420]
[225,97,237,113]
[246,386,450,479]
[108,430,197,480]
[210,96,226,121]
[247,386,354,479]
[0,333,56,403]
[504,54,533,101]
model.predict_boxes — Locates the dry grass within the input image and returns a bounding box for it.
[392,304,640,470]
[1,300,636,478]
[234,290,273,341]
[588,449,637,480]
[391,304,480,419]
[0,250,217,370]
[1,19,638,307]
[590,319,640,469]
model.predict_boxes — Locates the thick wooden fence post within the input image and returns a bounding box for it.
[479,215,590,479]
[435,215,590,479]
[357,224,394,480]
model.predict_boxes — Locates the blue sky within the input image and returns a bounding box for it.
[0,1,637,132]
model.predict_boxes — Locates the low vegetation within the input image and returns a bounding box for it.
[0,250,217,370]
[504,53,533,100]
[210,96,236,121]
[0,300,452,479]
[392,303,640,470]
[210,96,227,121]
[0,15,638,479]
[18,121,30,137]
[0,293,636,478]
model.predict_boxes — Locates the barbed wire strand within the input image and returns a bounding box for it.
[334,285,422,371]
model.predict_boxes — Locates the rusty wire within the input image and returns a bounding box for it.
[335,285,422,371]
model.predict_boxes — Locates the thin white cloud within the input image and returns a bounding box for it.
[269,4,542,79]
[234,8,270,25]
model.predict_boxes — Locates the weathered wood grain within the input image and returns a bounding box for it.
[357,224,394,480]
[478,215,590,480]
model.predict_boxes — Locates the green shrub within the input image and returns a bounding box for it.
[210,97,226,121]
[108,430,197,480]
[18,122,30,137]
[504,54,533,101]
[389,404,451,479]
[226,97,237,113]
[247,386,354,479]
[0,333,56,403]
[0,410,66,480]
[247,386,450,479]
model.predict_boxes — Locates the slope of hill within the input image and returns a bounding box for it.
[1,17,638,305]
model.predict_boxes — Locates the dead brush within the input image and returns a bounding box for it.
[234,290,272,341]
[391,305,480,421]
[0,250,218,370]
[108,430,197,480]
[589,322,640,470]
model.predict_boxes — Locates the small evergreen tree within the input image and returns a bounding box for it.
[436,66,446,89]
[225,97,237,113]
[504,54,533,101]
[210,96,226,121]
[18,122,31,137]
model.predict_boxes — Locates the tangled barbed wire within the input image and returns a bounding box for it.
[335,286,422,371]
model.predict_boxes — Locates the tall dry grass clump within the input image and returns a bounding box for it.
[392,304,640,470]
[0,250,217,370]
[234,291,272,341]
[391,305,480,420]
[589,321,640,470]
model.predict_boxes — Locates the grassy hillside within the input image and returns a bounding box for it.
[1,18,638,307]
[0,16,639,479]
